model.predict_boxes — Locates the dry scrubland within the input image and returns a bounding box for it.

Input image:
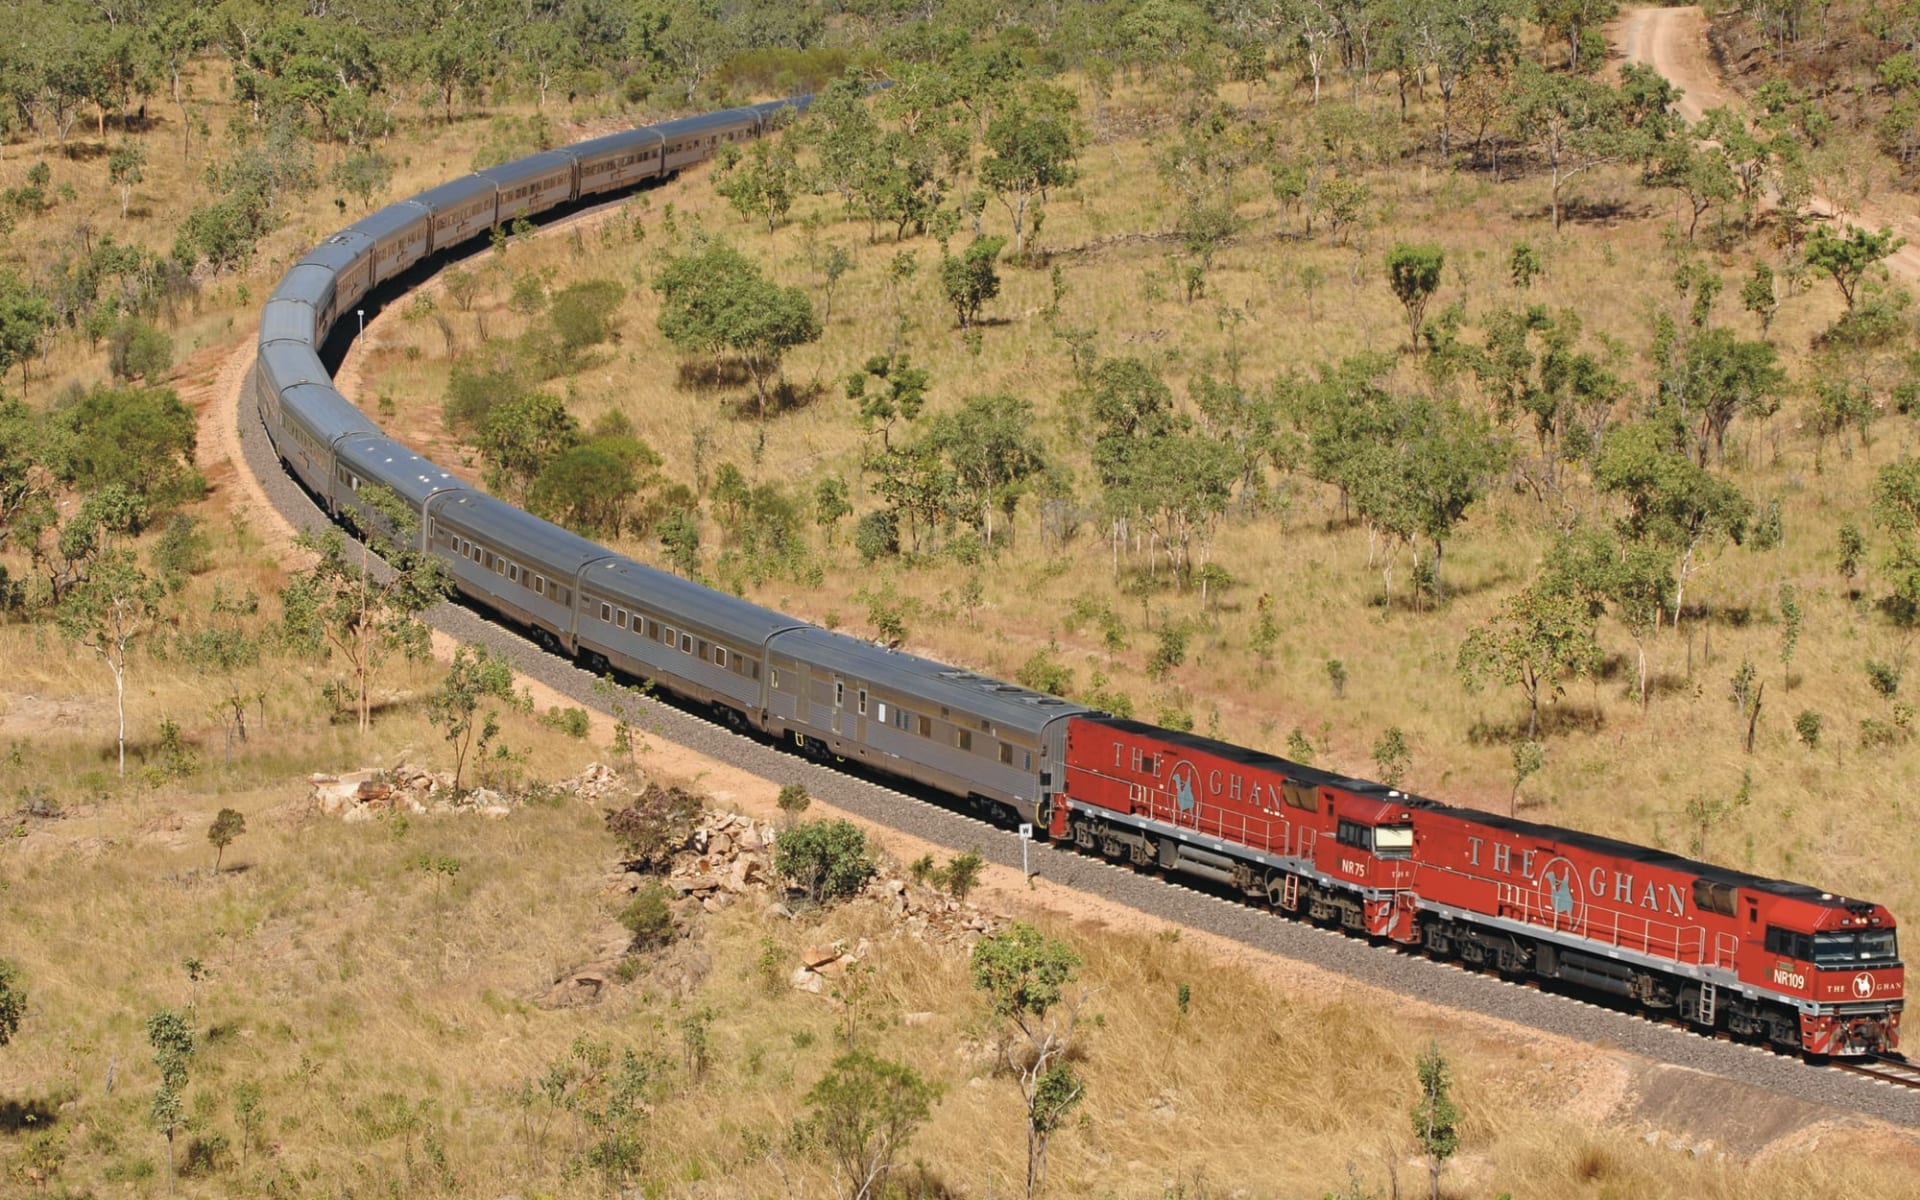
[0,21,1918,1200]
[363,75,1920,934]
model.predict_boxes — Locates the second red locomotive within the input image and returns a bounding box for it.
[1054,716,1902,1057]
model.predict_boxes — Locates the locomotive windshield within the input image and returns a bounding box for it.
[1373,826,1414,859]
[1812,929,1900,967]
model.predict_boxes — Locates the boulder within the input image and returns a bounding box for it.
[801,945,840,970]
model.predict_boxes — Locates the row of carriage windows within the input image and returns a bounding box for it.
[592,599,762,680]
[443,532,570,608]
[813,679,1029,768]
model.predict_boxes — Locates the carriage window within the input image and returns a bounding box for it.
[508,565,519,583]
[858,690,868,715]
[834,681,844,707]
[534,576,545,596]
[698,641,709,660]
[663,626,676,646]
[999,743,1013,765]
[600,603,612,622]
[918,716,931,737]
[771,669,780,689]
[875,702,886,723]
[616,610,627,629]
[956,730,973,752]
[895,709,910,731]
[715,647,728,670]
[680,633,693,654]
[647,620,659,639]
[1025,751,1033,770]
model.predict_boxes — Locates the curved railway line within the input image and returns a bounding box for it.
[224,104,1920,1131]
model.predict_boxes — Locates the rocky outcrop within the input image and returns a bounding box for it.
[308,761,631,821]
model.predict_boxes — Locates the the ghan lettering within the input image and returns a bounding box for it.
[1465,836,1687,917]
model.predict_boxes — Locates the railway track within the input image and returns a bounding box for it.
[1833,1055,1920,1091]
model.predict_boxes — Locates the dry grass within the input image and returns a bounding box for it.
[2,57,1918,1200]
[352,76,1920,931]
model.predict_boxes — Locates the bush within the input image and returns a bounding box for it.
[540,706,591,738]
[549,279,627,355]
[940,850,984,901]
[107,317,173,382]
[620,881,678,950]
[443,366,521,436]
[853,509,899,564]
[60,384,202,509]
[605,783,704,871]
[1794,710,1823,749]
[1016,644,1074,696]
[774,818,875,904]
[149,513,212,589]
[776,783,811,822]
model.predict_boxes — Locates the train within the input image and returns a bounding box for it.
[253,90,1904,1058]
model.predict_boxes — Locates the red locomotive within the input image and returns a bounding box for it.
[1054,716,1903,1057]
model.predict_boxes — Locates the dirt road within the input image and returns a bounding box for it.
[1612,5,1920,281]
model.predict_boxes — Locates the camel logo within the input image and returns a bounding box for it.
[1536,856,1585,928]
[1169,760,1201,818]
[1853,972,1875,999]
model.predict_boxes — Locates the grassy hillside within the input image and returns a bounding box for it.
[3,3,1920,1196]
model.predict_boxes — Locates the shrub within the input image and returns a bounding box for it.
[1794,710,1823,749]
[539,706,591,738]
[605,783,704,871]
[149,514,212,589]
[1016,644,1074,696]
[776,783,811,822]
[941,850,984,901]
[107,317,173,382]
[853,509,899,564]
[620,881,678,950]
[774,818,875,904]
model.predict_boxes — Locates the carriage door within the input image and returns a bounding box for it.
[832,677,845,737]
[854,687,868,745]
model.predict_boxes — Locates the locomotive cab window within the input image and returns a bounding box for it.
[1373,825,1414,859]
[1281,782,1319,812]
[1813,930,1901,966]
[1336,819,1370,850]
[1764,926,1815,961]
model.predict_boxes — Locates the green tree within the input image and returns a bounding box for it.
[1371,726,1412,787]
[1778,582,1802,691]
[1806,224,1906,311]
[1595,422,1750,628]
[1505,62,1621,231]
[278,488,448,734]
[1410,1040,1461,1200]
[0,270,54,387]
[803,1049,939,1200]
[1741,261,1779,335]
[846,354,929,449]
[1386,243,1445,351]
[208,808,246,871]
[0,959,24,1047]
[1510,740,1546,816]
[776,782,811,826]
[654,238,822,418]
[927,392,1049,548]
[476,391,581,504]
[940,234,1006,329]
[970,922,1087,1199]
[1655,327,1784,467]
[775,818,876,904]
[107,318,174,384]
[528,440,651,538]
[57,550,162,777]
[814,475,851,545]
[714,135,800,234]
[1458,575,1602,740]
[980,96,1080,258]
[147,1008,194,1191]
[59,383,200,509]
[429,644,526,792]
[108,137,145,219]
[548,279,627,359]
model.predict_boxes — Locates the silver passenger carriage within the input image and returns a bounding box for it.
[425,491,613,651]
[576,558,802,721]
[348,203,433,287]
[287,232,377,335]
[654,108,762,174]
[409,175,502,257]
[572,127,667,197]
[256,341,378,500]
[482,150,579,225]
[764,628,1089,824]
[330,435,467,540]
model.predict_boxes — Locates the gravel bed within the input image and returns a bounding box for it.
[238,361,1919,1130]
